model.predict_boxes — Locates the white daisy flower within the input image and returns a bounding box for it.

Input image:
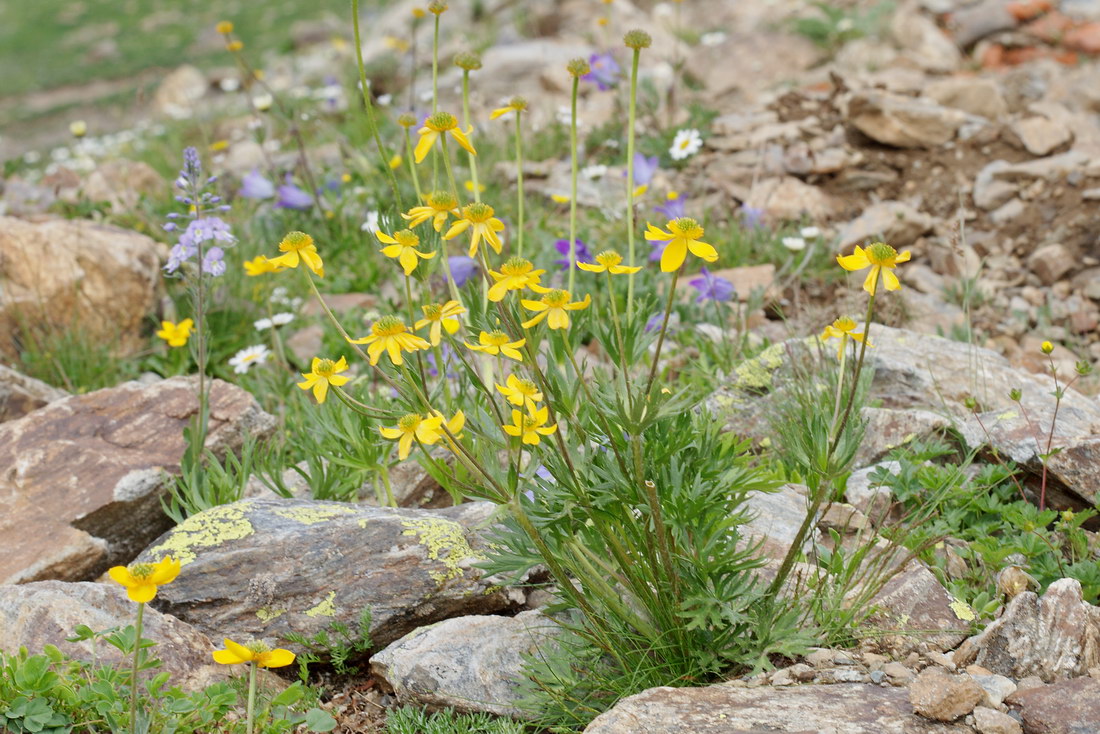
[700,32,728,47]
[271,312,295,326]
[254,317,274,331]
[782,236,807,252]
[360,210,380,233]
[252,93,274,112]
[582,164,608,180]
[229,344,271,374]
[800,226,821,239]
[669,128,702,161]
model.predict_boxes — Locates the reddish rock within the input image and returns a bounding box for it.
[1009,676,1100,733]
[1065,22,1100,54]
[0,364,66,423]
[910,667,985,722]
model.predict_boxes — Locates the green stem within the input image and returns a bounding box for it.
[644,268,682,398]
[568,75,579,295]
[605,271,632,396]
[829,294,876,453]
[246,661,257,734]
[431,15,440,113]
[626,47,641,317]
[437,136,465,306]
[352,0,402,210]
[831,337,848,430]
[514,110,525,257]
[403,128,422,202]
[461,71,480,202]
[631,435,679,599]
[129,602,144,733]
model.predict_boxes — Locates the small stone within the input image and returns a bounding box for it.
[837,200,934,252]
[1010,676,1100,733]
[990,198,1025,225]
[1028,243,1074,286]
[770,668,794,686]
[884,662,914,682]
[909,667,985,721]
[848,90,967,148]
[972,706,1023,734]
[863,653,889,670]
[971,673,1017,708]
[928,651,957,671]
[1010,116,1072,156]
[789,663,816,682]
[816,668,866,684]
[806,648,837,668]
[870,670,887,684]
[925,77,1008,120]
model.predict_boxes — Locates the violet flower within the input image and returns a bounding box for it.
[689,267,735,303]
[554,238,592,270]
[655,194,686,220]
[740,203,765,230]
[275,175,313,210]
[448,256,479,287]
[632,153,659,189]
[239,169,275,199]
[582,52,621,90]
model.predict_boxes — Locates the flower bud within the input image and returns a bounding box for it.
[1076,360,1093,376]
[1041,341,1054,355]
[623,29,653,50]
[454,51,482,71]
[567,57,591,77]
[1008,388,1022,402]
[427,1,448,14]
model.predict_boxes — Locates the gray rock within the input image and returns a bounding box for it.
[0,581,228,693]
[0,364,66,423]
[837,200,934,252]
[890,5,963,73]
[584,683,972,733]
[1027,243,1074,286]
[1008,676,1100,733]
[743,176,837,223]
[855,407,949,468]
[136,499,515,654]
[972,706,1022,734]
[846,461,902,518]
[973,161,1018,210]
[371,611,558,717]
[925,77,1007,120]
[848,90,967,148]
[970,673,1016,709]
[743,484,815,562]
[0,377,275,585]
[152,65,208,118]
[1011,117,1073,157]
[909,667,985,721]
[862,562,971,655]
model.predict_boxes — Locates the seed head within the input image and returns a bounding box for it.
[623,29,652,50]
[567,58,591,78]
[427,1,448,15]
[454,51,482,71]
[508,95,528,111]
[397,113,418,128]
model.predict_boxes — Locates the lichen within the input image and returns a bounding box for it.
[949,598,976,622]
[147,502,255,566]
[732,343,786,391]
[257,606,286,622]
[401,517,485,585]
[304,590,337,618]
[273,504,358,525]
[996,410,1018,421]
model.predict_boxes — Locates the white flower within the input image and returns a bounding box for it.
[271,312,295,326]
[254,317,274,331]
[229,344,271,374]
[377,93,393,106]
[669,129,702,161]
[800,226,821,239]
[556,106,581,127]
[360,210,380,233]
[782,236,806,252]
[582,164,608,180]
[252,93,274,111]
[700,32,727,47]
[219,78,240,93]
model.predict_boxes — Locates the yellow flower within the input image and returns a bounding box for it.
[297,356,350,404]
[69,120,87,138]
[496,374,543,410]
[465,330,525,361]
[384,36,411,53]
[376,229,436,276]
[349,316,430,366]
[489,96,528,120]
[213,639,296,669]
[402,191,460,232]
[226,40,244,52]
[215,20,234,34]
[521,289,591,330]
[836,242,911,296]
[210,139,229,152]
[550,193,570,204]
[644,218,718,273]
[389,153,403,169]
[487,257,547,301]
[820,317,869,360]
[414,300,465,345]
[156,318,194,348]
[443,202,505,257]
[380,410,465,460]
[108,557,180,603]
[577,250,642,275]
[243,256,283,276]
[503,406,557,446]
[412,7,427,19]
[1041,341,1054,355]
[268,231,324,277]
[414,111,476,163]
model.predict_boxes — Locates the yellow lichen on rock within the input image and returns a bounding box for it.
[304,590,337,618]
[732,342,786,391]
[257,606,286,622]
[274,504,358,525]
[147,502,255,566]
[401,517,485,584]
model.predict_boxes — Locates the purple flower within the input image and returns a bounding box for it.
[645,312,665,333]
[425,343,458,379]
[582,52,621,91]
[632,153,659,188]
[448,256,479,287]
[554,238,591,270]
[165,242,195,274]
[275,175,313,210]
[240,169,275,199]
[166,216,236,274]
[655,194,686,220]
[689,267,735,303]
[740,203,765,230]
[202,247,226,277]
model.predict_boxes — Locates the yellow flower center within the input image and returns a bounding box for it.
[833,317,857,333]
[867,242,898,265]
[514,378,538,396]
[314,358,339,377]
[542,289,571,308]
[520,415,539,430]
[463,202,495,223]
[280,231,313,252]
[595,250,623,267]
[422,303,443,320]
[501,257,533,276]
[426,111,458,131]
[669,218,702,239]
[393,229,419,248]
[244,640,272,654]
[373,316,407,337]
[427,190,457,210]
[128,563,155,580]
[484,330,509,346]
[508,96,528,111]
[398,413,423,432]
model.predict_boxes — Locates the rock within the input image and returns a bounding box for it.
[972,706,1022,734]
[1011,116,1073,156]
[81,159,164,212]
[848,90,967,148]
[1027,243,1074,286]
[891,4,963,72]
[743,176,837,223]
[990,198,1025,225]
[0,581,227,692]
[855,408,949,468]
[973,161,1018,210]
[909,667,985,721]
[687,31,821,102]
[152,64,208,118]
[837,200,935,252]
[925,77,1007,120]
[135,499,515,653]
[1008,676,1100,733]
[743,484,814,562]
[0,377,274,584]
[0,216,166,359]
[949,0,1018,47]
[370,611,558,717]
[970,673,1017,708]
[969,578,1100,682]
[583,682,972,733]
[0,176,57,216]
[0,364,66,422]
[863,563,971,655]
[847,461,902,517]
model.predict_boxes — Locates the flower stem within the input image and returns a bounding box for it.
[438,136,469,308]
[829,293,876,454]
[351,0,402,210]
[403,128,422,202]
[831,337,848,429]
[461,71,480,202]
[568,75,580,295]
[246,661,257,734]
[625,47,641,318]
[129,602,144,734]
[514,110,525,257]
[644,267,682,398]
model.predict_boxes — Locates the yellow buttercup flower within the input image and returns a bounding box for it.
[297,356,350,404]
[414,111,476,163]
[380,410,465,460]
[108,557,180,604]
[156,318,193,348]
[644,218,718,273]
[415,300,465,345]
[488,257,547,302]
[402,190,459,232]
[464,180,486,194]
[243,256,284,276]
[836,242,910,296]
[1041,341,1054,355]
[376,229,436,276]
[489,96,528,120]
[226,40,244,52]
[465,330,525,361]
[213,639,295,669]
[215,20,234,34]
[521,289,591,330]
[503,406,557,446]
[443,202,505,257]
[577,250,642,275]
[349,316,430,366]
[820,317,869,360]
[268,231,324,277]
[496,374,543,410]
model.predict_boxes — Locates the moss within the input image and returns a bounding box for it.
[273,504,358,526]
[147,502,255,566]
[732,342,786,391]
[400,517,485,585]
[304,590,337,618]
